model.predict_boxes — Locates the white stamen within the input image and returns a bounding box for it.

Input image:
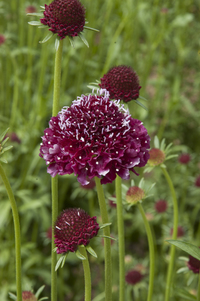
[56,226,61,230]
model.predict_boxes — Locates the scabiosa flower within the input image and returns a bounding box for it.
[178,153,191,164]
[148,148,165,166]
[40,0,85,40]
[187,253,200,274]
[0,34,5,46]
[125,269,143,285]
[155,199,168,213]
[195,175,200,187]
[170,226,185,238]
[22,291,37,301]
[39,90,150,185]
[54,208,99,254]
[99,66,141,103]
[126,186,145,204]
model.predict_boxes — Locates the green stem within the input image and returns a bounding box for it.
[115,175,125,301]
[0,163,22,301]
[51,38,64,301]
[95,177,112,301]
[162,167,178,301]
[197,272,200,301]
[78,245,91,301]
[137,202,155,301]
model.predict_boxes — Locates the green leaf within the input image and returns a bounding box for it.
[0,158,8,164]
[28,21,41,26]
[100,223,112,229]
[55,255,66,271]
[166,240,200,261]
[39,32,53,44]
[55,37,60,51]
[79,33,89,48]
[174,287,196,300]
[176,267,189,274]
[154,136,159,148]
[75,249,86,260]
[68,37,74,48]
[84,26,99,32]
[35,285,45,298]
[98,235,117,241]
[8,293,17,300]
[0,128,9,142]
[39,298,49,301]
[138,95,148,101]
[86,245,97,258]
[26,13,43,17]
[160,139,166,151]
[133,99,147,110]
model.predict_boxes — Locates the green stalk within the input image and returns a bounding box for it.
[51,38,64,301]
[115,175,125,301]
[0,163,22,301]
[95,177,112,301]
[78,245,92,301]
[137,202,155,301]
[162,167,178,301]
[197,272,200,301]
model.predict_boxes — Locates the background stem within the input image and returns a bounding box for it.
[51,39,64,301]
[0,163,22,301]
[95,177,112,301]
[78,245,91,301]
[137,202,155,301]
[115,175,125,301]
[162,167,178,301]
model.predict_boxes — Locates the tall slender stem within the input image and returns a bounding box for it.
[78,245,91,301]
[95,177,112,301]
[51,38,64,301]
[162,167,178,301]
[137,202,155,301]
[115,175,125,301]
[197,272,200,301]
[0,163,22,301]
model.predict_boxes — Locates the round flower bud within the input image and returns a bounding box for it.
[26,5,37,14]
[126,186,145,204]
[148,148,165,166]
[21,291,37,301]
[54,208,99,253]
[155,199,168,213]
[39,90,150,185]
[195,175,200,188]
[99,65,141,103]
[0,34,6,46]
[170,226,185,238]
[178,153,191,164]
[187,253,200,274]
[40,0,85,39]
[125,269,143,285]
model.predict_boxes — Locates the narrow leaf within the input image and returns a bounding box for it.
[134,99,147,110]
[98,235,117,241]
[86,245,97,258]
[138,95,148,101]
[84,26,99,32]
[154,136,159,148]
[55,38,60,51]
[0,158,8,164]
[55,255,65,271]
[75,249,86,260]
[160,139,166,151]
[1,137,9,146]
[61,254,68,268]
[68,37,74,48]
[0,128,9,142]
[176,267,189,274]
[28,21,41,26]
[166,240,200,261]
[38,298,49,301]
[35,285,45,298]
[100,223,112,229]
[39,32,53,44]
[26,13,43,17]
[8,293,17,300]
[79,33,89,48]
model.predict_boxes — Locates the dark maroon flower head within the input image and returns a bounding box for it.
[40,0,85,39]
[187,252,200,274]
[195,175,200,188]
[0,34,5,45]
[54,208,99,253]
[178,153,191,164]
[39,90,150,185]
[99,66,141,103]
[26,5,37,14]
[170,226,185,238]
[155,199,167,213]
[22,291,37,301]
[125,269,143,285]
